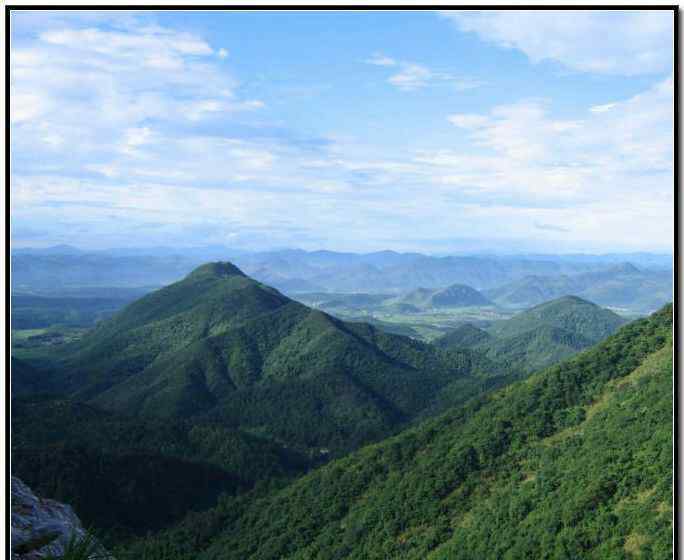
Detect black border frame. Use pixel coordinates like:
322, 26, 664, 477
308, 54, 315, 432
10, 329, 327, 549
4, 5, 679, 559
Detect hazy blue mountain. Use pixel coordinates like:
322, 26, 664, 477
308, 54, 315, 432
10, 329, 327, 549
486, 263, 672, 313
11, 249, 671, 315
398, 284, 492, 309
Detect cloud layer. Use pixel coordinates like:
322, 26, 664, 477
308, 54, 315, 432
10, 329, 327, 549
10, 11, 674, 253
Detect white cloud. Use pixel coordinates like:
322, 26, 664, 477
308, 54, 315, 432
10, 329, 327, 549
8, 13, 673, 253
368, 56, 484, 92
590, 103, 616, 114
447, 114, 489, 129
40, 27, 213, 56
218, 48, 229, 59
10, 92, 49, 124
388, 63, 433, 90
442, 10, 673, 75
364, 52, 396, 66
424, 76, 673, 247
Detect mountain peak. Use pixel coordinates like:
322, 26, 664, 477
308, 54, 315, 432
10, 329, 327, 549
610, 262, 640, 274
187, 261, 246, 280
552, 295, 592, 305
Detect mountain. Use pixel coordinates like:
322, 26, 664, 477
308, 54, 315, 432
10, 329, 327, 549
128, 304, 671, 559
437, 296, 628, 372
487, 295, 627, 341
398, 283, 492, 309
16, 262, 512, 456
14, 249, 650, 298
431, 284, 492, 307
11, 253, 199, 293
486, 263, 672, 313
12, 244, 85, 256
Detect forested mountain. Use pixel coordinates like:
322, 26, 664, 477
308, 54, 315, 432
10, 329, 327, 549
487, 296, 626, 340
436, 296, 627, 372
13, 262, 514, 457
122, 304, 670, 559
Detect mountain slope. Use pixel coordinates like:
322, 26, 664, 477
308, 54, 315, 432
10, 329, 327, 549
11, 396, 308, 539
140, 303, 671, 560
481, 324, 594, 372
434, 323, 492, 349
18, 262, 508, 456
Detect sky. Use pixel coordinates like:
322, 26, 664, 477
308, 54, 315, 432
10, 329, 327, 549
9, 9, 675, 254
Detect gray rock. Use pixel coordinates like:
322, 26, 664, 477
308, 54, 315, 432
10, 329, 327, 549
11, 476, 111, 559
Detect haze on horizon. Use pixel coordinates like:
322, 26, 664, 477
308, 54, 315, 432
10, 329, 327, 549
10, 10, 674, 254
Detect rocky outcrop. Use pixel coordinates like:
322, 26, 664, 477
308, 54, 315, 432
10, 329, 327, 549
11, 476, 110, 559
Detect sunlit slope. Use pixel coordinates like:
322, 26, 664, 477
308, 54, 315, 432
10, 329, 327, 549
196, 304, 671, 560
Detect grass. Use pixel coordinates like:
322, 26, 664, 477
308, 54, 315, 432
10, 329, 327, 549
44, 532, 107, 560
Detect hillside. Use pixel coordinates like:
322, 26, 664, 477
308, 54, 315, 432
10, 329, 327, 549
126, 304, 671, 559
15, 262, 511, 456
437, 296, 628, 372
434, 324, 492, 349
11, 396, 309, 540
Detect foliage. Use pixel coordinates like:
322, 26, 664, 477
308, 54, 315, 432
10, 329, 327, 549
117, 304, 671, 559
44, 532, 107, 560
11, 397, 309, 541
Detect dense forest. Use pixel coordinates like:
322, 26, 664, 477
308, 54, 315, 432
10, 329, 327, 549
115, 303, 672, 559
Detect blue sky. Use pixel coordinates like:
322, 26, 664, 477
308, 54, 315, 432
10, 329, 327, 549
10, 9, 674, 253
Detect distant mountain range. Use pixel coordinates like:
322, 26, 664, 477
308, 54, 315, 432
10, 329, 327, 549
485, 263, 672, 312
11, 247, 672, 314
